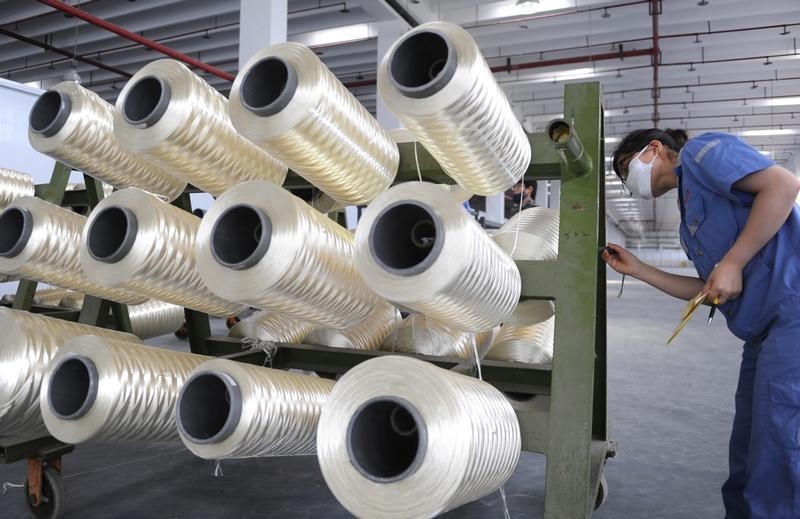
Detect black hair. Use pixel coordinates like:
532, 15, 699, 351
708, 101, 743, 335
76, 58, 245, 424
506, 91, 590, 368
611, 128, 689, 179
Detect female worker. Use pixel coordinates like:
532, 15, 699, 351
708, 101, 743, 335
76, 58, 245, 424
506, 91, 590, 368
602, 128, 800, 518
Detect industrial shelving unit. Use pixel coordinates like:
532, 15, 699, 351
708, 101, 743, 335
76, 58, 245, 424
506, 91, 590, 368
201, 81, 614, 518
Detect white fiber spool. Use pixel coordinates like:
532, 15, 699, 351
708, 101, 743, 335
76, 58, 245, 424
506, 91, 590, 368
229, 310, 317, 344
355, 181, 520, 332
195, 181, 382, 328
378, 21, 530, 195
80, 188, 246, 317
0, 308, 141, 437
0, 168, 34, 210
176, 358, 334, 459
303, 302, 401, 351
505, 299, 555, 327
114, 59, 287, 196
486, 316, 555, 365
229, 42, 398, 206
40, 337, 208, 443
28, 81, 186, 201
317, 355, 521, 518
381, 313, 491, 359
0, 197, 145, 305
127, 300, 185, 339
493, 207, 560, 260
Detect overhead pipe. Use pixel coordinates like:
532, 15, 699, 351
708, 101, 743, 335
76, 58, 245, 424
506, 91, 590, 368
0, 26, 131, 79
36, 0, 234, 82
650, 0, 661, 125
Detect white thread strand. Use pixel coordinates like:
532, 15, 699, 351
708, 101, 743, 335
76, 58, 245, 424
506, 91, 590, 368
0, 308, 141, 437
176, 358, 334, 459
317, 355, 521, 518
0, 196, 146, 304
0, 168, 34, 210
355, 181, 521, 331
28, 81, 186, 201
378, 21, 530, 195
114, 59, 287, 196
195, 181, 382, 328
40, 336, 208, 444
80, 188, 246, 317
229, 43, 398, 206
303, 302, 401, 351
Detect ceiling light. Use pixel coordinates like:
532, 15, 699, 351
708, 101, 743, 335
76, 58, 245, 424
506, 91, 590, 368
605, 137, 620, 143
515, 0, 542, 15
750, 81, 758, 89
601, 8, 610, 18
688, 63, 696, 71
693, 34, 701, 44
697, 0, 709, 5
62, 61, 81, 84
780, 25, 791, 36
739, 129, 798, 137
764, 56, 773, 65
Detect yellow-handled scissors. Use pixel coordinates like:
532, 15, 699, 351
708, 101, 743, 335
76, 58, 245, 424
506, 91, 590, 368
667, 291, 709, 344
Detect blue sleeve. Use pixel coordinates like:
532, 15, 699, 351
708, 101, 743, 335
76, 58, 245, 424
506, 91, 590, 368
682, 134, 775, 204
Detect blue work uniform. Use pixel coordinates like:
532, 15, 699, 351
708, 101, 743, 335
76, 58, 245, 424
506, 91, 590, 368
676, 132, 800, 518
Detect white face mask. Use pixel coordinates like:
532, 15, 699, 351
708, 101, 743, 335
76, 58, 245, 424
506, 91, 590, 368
624, 145, 657, 199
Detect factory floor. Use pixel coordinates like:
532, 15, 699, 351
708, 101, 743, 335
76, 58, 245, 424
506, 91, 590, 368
0, 268, 739, 518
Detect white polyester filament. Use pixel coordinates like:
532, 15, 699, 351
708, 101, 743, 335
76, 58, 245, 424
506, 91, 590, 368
28, 81, 186, 201
0, 308, 141, 437
381, 313, 490, 359
378, 21, 530, 195
229, 42, 398, 206
176, 358, 334, 459
303, 302, 401, 351
127, 300, 185, 339
80, 188, 246, 317
229, 310, 317, 344
195, 181, 382, 328
40, 336, 208, 443
355, 181, 521, 332
493, 207, 560, 260
317, 355, 521, 518
0, 168, 34, 210
486, 316, 555, 365
0, 197, 145, 304
114, 59, 287, 196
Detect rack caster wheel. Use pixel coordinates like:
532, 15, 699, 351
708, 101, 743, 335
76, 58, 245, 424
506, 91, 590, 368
25, 464, 64, 519
594, 474, 608, 511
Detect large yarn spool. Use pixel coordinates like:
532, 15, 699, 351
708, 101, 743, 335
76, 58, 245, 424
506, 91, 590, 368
0, 168, 34, 210
381, 313, 492, 359
303, 302, 401, 351
0, 308, 141, 437
40, 337, 207, 443
505, 299, 555, 327
229, 42, 398, 206
176, 358, 334, 459
80, 188, 246, 317
317, 355, 521, 518
355, 181, 520, 332
195, 181, 381, 328
0, 197, 145, 304
28, 81, 186, 201
378, 21, 530, 195
486, 316, 555, 365
114, 59, 287, 196
127, 300, 185, 339
229, 310, 317, 343
493, 207, 559, 260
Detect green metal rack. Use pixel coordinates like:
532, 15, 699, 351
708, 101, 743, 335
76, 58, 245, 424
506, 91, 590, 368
203, 81, 614, 517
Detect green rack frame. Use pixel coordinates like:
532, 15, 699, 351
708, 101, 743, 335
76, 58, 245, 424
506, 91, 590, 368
202, 81, 613, 517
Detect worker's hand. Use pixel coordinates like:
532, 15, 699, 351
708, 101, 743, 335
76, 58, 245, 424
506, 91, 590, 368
601, 243, 641, 277
703, 259, 743, 305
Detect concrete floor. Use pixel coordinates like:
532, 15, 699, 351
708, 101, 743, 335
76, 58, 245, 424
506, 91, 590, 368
0, 268, 741, 518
